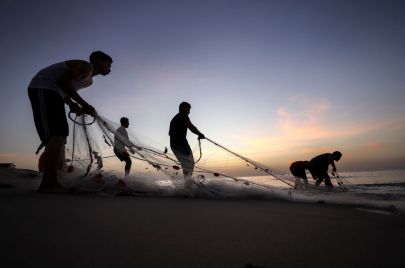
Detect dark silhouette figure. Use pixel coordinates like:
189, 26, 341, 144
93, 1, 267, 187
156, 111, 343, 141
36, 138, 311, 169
169, 102, 205, 179
308, 151, 342, 187
114, 117, 135, 177
28, 51, 112, 192
290, 160, 309, 188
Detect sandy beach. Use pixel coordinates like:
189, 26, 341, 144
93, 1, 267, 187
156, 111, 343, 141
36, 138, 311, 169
1, 169, 405, 268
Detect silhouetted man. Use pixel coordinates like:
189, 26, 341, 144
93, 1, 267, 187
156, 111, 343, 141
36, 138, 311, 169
290, 160, 309, 188
308, 151, 342, 187
169, 102, 205, 179
114, 117, 135, 177
28, 51, 112, 192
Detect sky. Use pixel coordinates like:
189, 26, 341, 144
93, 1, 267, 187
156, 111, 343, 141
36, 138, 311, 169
1, 0, 405, 172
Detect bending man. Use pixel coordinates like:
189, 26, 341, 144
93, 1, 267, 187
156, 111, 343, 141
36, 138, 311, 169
308, 151, 342, 187
28, 51, 112, 192
290, 160, 309, 188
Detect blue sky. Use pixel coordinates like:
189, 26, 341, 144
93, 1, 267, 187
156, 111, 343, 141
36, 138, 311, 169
1, 0, 405, 171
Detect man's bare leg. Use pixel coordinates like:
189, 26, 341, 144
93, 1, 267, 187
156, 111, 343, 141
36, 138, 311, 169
38, 136, 66, 191
58, 141, 66, 170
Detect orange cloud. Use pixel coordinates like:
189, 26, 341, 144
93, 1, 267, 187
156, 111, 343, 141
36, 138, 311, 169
302, 147, 334, 154
230, 97, 404, 166
275, 98, 334, 140
275, 97, 405, 144
367, 142, 383, 150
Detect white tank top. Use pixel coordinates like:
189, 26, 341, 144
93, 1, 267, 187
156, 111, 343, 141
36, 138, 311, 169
28, 61, 93, 96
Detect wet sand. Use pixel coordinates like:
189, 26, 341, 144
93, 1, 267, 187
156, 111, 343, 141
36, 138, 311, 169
1, 170, 405, 268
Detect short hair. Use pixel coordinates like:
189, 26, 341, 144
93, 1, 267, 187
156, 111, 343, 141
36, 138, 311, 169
89, 51, 113, 64
120, 117, 129, 125
332, 151, 342, 158
179, 102, 191, 111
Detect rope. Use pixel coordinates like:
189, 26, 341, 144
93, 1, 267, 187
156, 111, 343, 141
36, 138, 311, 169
194, 138, 202, 164
70, 114, 77, 167
204, 137, 294, 188
68, 111, 96, 125
82, 115, 93, 177
332, 172, 347, 189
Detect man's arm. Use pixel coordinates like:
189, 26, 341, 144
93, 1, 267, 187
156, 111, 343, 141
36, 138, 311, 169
63, 96, 82, 114
187, 121, 205, 139
116, 128, 137, 153
123, 130, 136, 153
329, 156, 337, 173
58, 61, 96, 115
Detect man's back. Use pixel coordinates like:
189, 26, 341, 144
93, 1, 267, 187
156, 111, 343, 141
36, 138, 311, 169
309, 153, 331, 170
114, 126, 129, 153
169, 113, 189, 146
290, 161, 308, 171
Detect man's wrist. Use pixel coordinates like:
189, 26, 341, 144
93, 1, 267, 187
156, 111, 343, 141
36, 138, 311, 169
64, 97, 74, 106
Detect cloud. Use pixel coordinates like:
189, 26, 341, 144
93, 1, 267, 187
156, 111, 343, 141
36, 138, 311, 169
275, 98, 334, 141
275, 97, 405, 144
234, 96, 404, 160
198, 95, 405, 171
287, 95, 299, 102
302, 147, 334, 154
366, 142, 383, 150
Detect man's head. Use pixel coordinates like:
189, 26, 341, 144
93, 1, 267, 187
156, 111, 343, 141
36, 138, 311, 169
120, 117, 129, 128
332, 151, 342, 161
179, 101, 191, 115
90, 51, 113, 76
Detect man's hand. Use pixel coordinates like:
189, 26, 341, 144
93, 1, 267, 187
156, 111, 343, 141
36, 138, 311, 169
135, 146, 142, 151
198, 133, 205, 140
129, 148, 135, 154
82, 104, 97, 116
69, 103, 83, 115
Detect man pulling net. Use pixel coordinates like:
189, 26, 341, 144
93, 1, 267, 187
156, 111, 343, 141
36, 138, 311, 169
114, 117, 136, 177
28, 51, 112, 193
169, 102, 205, 183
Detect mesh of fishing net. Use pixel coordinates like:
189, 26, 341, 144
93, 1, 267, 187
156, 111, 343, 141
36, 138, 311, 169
54, 113, 296, 197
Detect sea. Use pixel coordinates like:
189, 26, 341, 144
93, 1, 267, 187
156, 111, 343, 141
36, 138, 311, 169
242, 169, 405, 215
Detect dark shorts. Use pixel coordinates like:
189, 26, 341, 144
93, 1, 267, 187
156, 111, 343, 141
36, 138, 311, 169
171, 143, 194, 173
114, 149, 131, 162
28, 88, 68, 144
170, 142, 192, 156
309, 168, 328, 179
290, 166, 307, 179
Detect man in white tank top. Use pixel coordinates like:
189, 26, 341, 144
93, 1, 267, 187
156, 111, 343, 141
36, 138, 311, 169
113, 117, 136, 177
28, 51, 113, 192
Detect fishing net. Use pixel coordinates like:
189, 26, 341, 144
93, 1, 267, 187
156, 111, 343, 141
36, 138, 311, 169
55, 113, 317, 197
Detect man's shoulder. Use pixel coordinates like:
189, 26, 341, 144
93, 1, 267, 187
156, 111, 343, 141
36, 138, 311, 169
116, 126, 126, 132
65, 60, 90, 66
172, 113, 188, 120
65, 60, 92, 74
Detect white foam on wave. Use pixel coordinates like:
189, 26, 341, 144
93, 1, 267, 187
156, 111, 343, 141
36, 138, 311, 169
58, 168, 405, 215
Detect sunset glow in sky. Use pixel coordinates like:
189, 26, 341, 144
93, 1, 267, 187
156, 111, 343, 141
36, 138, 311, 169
1, 0, 405, 172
